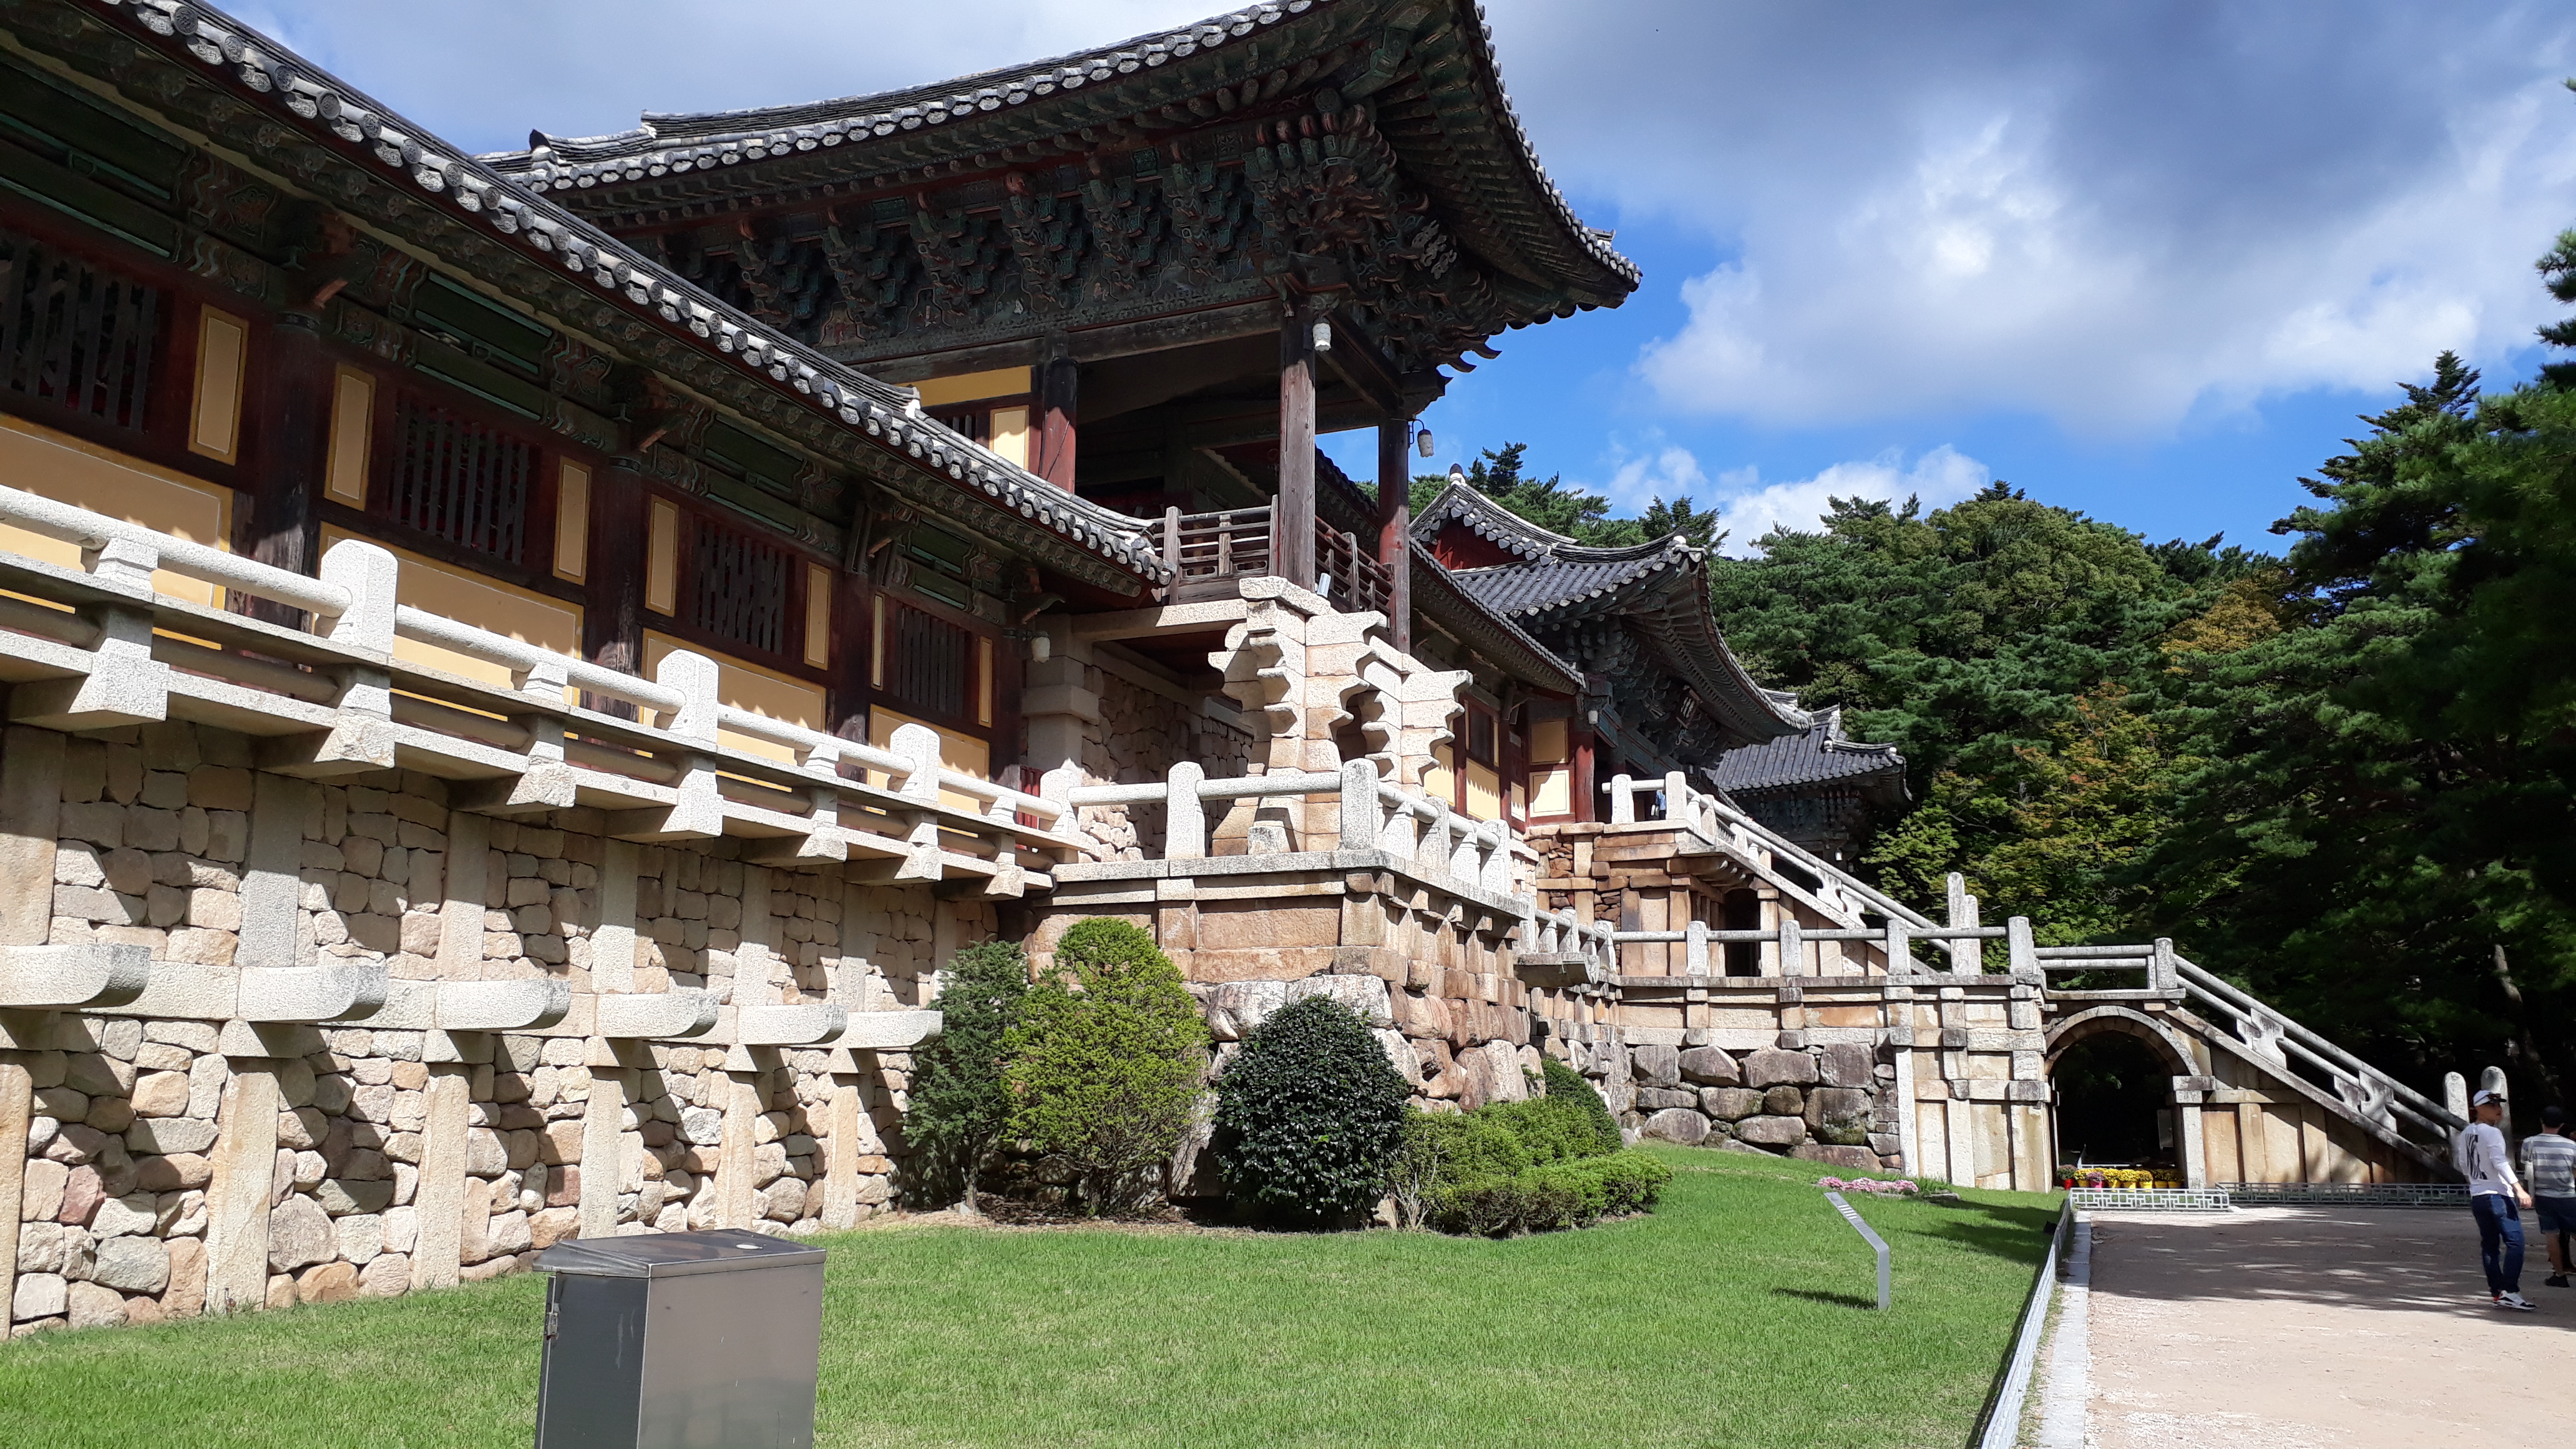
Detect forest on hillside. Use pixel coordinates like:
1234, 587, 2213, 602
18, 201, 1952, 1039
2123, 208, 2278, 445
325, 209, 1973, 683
1411, 258, 2576, 1110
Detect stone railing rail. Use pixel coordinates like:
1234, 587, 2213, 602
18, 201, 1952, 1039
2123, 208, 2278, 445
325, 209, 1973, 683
1596, 764, 2467, 1149
1606, 919, 2014, 979
0, 484, 1074, 900
1045, 759, 1520, 903
2170, 954, 2463, 1140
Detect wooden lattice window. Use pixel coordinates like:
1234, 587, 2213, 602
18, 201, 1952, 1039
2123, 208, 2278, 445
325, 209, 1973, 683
387, 392, 532, 563
0, 230, 160, 431
689, 515, 791, 656
886, 600, 970, 720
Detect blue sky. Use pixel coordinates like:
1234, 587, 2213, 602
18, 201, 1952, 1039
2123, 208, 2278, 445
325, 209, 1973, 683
237, 0, 2576, 558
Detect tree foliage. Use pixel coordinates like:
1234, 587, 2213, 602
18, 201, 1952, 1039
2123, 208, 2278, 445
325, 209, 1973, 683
899, 940, 1029, 1208
1213, 997, 1412, 1224
1004, 919, 1210, 1214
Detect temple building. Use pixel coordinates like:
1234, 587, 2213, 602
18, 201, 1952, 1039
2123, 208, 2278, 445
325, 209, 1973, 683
0, 0, 2445, 1332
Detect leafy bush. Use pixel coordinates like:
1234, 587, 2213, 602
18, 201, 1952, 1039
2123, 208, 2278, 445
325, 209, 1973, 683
1392, 1058, 1672, 1236
899, 939, 1028, 1208
1423, 1151, 1673, 1236
1004, 918, 1209, 1214
1214, 995, 1412, 1224
1541, 1056, 1622, 1153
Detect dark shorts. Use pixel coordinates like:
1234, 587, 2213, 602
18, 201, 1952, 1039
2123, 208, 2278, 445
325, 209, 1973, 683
2535, 1196, 2576, 1234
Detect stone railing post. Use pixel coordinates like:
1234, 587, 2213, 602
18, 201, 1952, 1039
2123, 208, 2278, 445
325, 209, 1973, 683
1944, 871, 1981, 975
2150, 937, 2178, 995
889, 722, 947, 881
1883, 918, 1915, 975
1166, 761, 1208, 859
2006, 916, 2037, 974
1376, 787, 1416, 857
1686, 919, 1710, 977
19, 535, 170, 729
1479, 823, 1513, 896
1337, 759, 1378, 854
635, 650, 723, 839
1778, 916, 1805, 977
1608, 773, 1635, 825
1663, 771, 1689, 824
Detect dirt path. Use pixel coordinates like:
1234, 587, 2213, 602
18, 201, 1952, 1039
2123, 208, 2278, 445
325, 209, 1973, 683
2075, 1206, 2572, 1447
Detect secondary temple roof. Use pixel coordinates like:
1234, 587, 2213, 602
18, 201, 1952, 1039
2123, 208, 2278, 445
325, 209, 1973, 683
47, 0, 1172, 593
1709, 709, 1906, 799
1413, 481, 1810, 754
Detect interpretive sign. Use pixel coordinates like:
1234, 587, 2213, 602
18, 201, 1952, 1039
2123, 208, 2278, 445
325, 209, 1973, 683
1823, 1190, 1891, 1310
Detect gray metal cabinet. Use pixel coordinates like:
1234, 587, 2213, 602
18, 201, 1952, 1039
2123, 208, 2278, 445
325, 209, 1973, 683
533, 1230, 827, 1449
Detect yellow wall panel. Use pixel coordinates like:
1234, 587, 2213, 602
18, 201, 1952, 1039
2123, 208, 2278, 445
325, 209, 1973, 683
987, 404, 1030, 469
1530, 717, 1568, 765
645, 631, 824, 765
802, 562, 831, 668
188, 305, 247, 464
1465, 761, 1501, 821
913, 366, 1032, 408
324, 365, 374, 506
869, 705, 989, 812
1423, 743, 1453, 806
1529, 764, 1570, 817
645, 497, 678, 615
554, 461, 590, 582
0, 414, 230, 607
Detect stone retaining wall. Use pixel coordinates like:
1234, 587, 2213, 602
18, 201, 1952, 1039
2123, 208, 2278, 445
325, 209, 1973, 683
2, 720, 987, 1335
1554, 1026, 1903, 1172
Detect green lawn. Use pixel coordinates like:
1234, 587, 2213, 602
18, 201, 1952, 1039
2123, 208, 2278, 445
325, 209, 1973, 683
0, 1148, 2059, 1449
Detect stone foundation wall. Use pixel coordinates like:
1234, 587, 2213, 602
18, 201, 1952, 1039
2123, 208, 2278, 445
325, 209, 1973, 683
1550, 1024, 1903, 1173
1, 720, 988, 1336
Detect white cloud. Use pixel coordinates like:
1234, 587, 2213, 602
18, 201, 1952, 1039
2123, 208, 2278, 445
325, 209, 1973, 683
1591, 439, 1712, 512
1477, 0, 2576, 436
1706, 447, 1990, 557
230, 1, 1217, 154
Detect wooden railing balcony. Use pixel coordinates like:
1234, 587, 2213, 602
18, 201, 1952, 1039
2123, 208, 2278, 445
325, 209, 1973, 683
1159, 505, 1392, 616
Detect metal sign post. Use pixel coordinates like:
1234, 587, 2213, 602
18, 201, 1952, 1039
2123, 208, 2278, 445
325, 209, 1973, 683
1824, 1191, 1891, 1310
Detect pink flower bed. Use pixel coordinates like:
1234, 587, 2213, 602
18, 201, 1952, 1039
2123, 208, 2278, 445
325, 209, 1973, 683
1817, 1176, 1920, 1196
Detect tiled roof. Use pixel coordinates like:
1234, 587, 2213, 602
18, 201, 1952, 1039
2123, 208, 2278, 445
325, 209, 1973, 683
1413, 479, 1810, 742
1445, 540, 1696, 617
77, 0, 1169, 585
483, 0, 1637, 301
1709, 710, 1906, 797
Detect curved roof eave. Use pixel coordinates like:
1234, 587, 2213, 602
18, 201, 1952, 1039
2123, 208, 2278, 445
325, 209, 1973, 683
484, 0, 1637, 305
77, 0, 1171, 590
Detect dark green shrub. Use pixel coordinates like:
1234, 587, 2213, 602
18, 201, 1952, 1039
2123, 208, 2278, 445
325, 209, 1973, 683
1540, 1056, 1623, 1154
1214, 995, 1410, 1224
899, 939, 1029, 1208
1004, 918, 1209, 1214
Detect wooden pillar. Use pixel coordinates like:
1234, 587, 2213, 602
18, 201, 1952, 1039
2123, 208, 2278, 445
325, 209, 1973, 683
237, 313, 330, 625
584, 463, 648, 698
1375, 420, 1412, 651
1035, 353, 1077, 490
1276, 308, 1317, 590
1569, 716, 1599, 825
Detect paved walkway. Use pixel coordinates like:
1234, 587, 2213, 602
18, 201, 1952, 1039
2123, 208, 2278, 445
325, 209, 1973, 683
2046, 1207, 2572, 1448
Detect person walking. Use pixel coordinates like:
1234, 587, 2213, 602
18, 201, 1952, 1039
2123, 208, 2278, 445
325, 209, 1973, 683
2459, 1088, 2534, 1310
2519, 1105, 2576, 1289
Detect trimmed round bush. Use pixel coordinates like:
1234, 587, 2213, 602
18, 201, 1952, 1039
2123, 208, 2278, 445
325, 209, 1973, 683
1005, 918, 1209, 1214
1216, 995, 1411, 1224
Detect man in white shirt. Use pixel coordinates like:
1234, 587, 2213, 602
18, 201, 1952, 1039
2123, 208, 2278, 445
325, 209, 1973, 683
2457, 1089, 2533, 1310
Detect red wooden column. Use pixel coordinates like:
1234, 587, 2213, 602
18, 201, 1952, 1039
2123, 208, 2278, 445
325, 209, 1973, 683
243, 315, 325, 567
1570, 713, 1600, 825
1275, 306, 1317, 590
1035, 353, 1077, 490
1375, 419, 1412, 650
